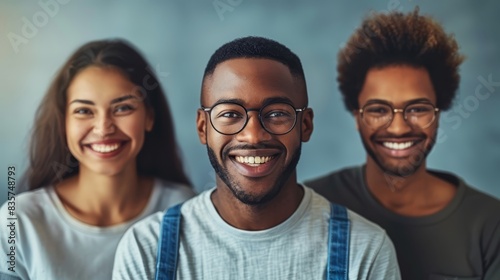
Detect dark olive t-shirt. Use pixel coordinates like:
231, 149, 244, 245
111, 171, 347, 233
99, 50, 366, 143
305, 166, 500, 280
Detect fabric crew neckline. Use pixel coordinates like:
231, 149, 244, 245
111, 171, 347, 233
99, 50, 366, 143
204, 185, 312, 241
358, 165, 466, 226
46, 180, 161, 235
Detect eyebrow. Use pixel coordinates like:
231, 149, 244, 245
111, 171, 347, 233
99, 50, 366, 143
364, 98, 434, 106
208, 97, 295, 107
68, 95, 138, 106
262, 97, 295, 106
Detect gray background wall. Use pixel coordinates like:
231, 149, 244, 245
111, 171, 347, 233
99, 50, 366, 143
1, 0, 499, 204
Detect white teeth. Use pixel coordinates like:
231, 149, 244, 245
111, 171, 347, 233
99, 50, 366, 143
383, 141, 414, 150
90, 143, 121, 153
235, 156, 272, 166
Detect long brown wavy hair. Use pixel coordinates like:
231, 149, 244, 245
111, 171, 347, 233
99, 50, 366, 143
24, 39, 191, 190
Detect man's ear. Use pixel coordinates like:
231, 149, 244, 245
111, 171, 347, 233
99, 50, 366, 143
353, 110, 360, 131
300, 108, 314, 142
435, 111, 441, 128
196, 109, 207, 144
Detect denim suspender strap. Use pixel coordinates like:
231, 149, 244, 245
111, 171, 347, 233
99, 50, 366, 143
327, 203, 350, 280
155, 203, 183, 280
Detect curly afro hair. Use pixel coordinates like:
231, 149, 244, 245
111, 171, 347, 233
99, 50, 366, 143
337, 7, 464, 112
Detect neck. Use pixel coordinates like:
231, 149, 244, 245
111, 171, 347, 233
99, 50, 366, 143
80, 164, 142, 203
364, 157, 456, 216
365, 158, 429, 193
211, 174, 304, 231
55, 163, 154, 226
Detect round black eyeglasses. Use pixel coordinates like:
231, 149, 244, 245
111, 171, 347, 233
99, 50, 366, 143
201, 102, 307, 135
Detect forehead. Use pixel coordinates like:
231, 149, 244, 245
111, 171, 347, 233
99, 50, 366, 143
202, 58, 306, 107
358, 65, 436, 106
67, 66, 139, 101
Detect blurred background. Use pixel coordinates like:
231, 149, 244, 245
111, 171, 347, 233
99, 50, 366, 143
1, 0, 499, 204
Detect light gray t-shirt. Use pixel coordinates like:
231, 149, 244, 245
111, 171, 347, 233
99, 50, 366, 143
113, 186, 401, 280
0, 180, 195, 280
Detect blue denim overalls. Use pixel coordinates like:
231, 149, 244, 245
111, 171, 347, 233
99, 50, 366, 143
155, 203, 350, 280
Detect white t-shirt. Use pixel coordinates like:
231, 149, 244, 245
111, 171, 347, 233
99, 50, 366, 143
0, 179, 195, 280
113, 186, 401, 280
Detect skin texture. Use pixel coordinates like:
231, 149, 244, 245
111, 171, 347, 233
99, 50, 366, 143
56, 66, 155, 226
355, 65, 456, 216
197, 58, 314, 230
65, 66, 153, 177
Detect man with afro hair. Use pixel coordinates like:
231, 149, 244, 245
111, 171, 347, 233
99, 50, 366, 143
306, 8, 500, 280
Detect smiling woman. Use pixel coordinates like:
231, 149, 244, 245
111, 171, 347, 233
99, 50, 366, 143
0, 39, 196, 280
65, 66, 154, 178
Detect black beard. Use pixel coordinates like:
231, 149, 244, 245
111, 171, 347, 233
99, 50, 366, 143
206, 144, 301, 205
361, 130, 437, 178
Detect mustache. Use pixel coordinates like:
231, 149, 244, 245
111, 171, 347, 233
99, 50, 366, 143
222, 143, 284, 158
371, 132, 427, 139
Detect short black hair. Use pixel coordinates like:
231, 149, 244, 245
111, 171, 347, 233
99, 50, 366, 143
203, 36, 306, 91
338, 8, 464, 112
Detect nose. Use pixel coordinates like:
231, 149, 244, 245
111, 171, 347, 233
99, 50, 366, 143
385, 110, 412, 135
235, 112, 272, 144
93, 113, 115, 137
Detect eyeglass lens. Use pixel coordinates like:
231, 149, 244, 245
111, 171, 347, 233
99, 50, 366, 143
362, 103, 436, 129
209, 102, 298, 135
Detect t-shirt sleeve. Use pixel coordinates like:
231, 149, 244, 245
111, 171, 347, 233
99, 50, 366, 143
367, 234, 401, 280
112, 212, 162, 280
347, 210, 401, 279
484, 221, 500, 280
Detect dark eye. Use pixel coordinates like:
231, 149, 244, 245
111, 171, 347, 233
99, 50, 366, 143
262, 103, 295, 121
218, 111, 243, 119
365, 106, 389, 115
114, 104, 135, 114
74, 108, 92, 115
265, 110, 293, 119
406, 105, 432, 114
214, 110, 244, 127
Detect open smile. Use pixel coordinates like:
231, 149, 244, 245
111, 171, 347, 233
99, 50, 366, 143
382, 141, 415, 150
228, 150, 281, 178
83, 140, 128, 158
234, 155, 275, 166
376, 139, 424, 157
90, 143, 122, 153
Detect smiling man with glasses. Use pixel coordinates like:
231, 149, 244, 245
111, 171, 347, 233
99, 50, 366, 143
305, 8, 500, 280
112, 36, 401, 280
